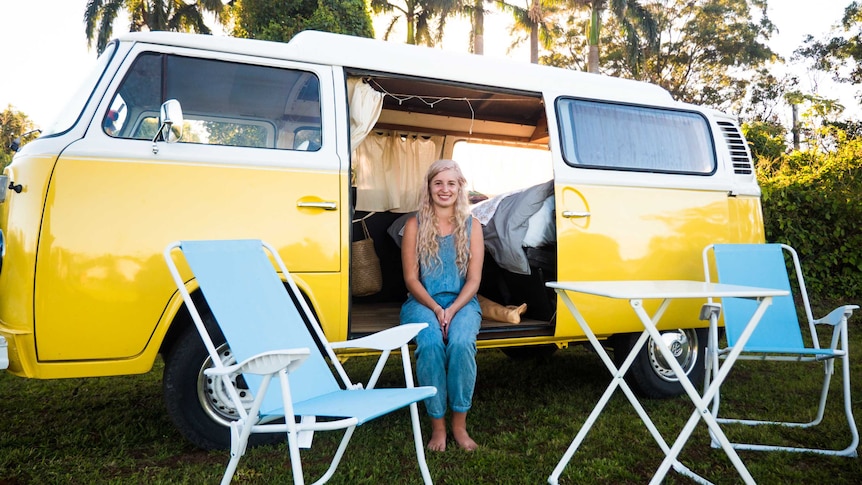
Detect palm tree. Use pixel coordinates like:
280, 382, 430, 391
571, 0, 658, 74
468, 0, 486, 54
429, 0, 488, 54
85, 0, 232, 55
496, 0, 561, 64
371, 0, 459, 46
458, 0, 489, 55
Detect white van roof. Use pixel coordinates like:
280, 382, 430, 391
117, 31, 676, 106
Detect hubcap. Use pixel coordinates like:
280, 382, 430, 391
647, 329, 700, 382
197, 343, 254, 426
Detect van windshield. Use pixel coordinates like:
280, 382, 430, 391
41, 43, 117, 137
557, 98, 716, 175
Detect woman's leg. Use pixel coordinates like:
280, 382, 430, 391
413, 320, 447, 419
445, 305, 481, 450
428, 417, 447, 452
405, 303, 449, 451
403, 300, 448, 414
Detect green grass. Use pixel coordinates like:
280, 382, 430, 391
2, 324, 861, 484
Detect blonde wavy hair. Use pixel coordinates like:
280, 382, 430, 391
416, 159, 472, 275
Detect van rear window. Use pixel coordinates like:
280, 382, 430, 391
557, 99, 715, 175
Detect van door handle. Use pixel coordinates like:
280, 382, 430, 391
562, 210, 590, 218
297, 201, 337, 210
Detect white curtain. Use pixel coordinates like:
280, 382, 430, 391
354, 131, 444, 212
347, 77, 383, 150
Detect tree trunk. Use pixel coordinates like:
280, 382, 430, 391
529, 0, 540, 64
473, 0, 484, 55
530, 25, 538, 64
587, 6, 602, 73
407, 5, 416, 44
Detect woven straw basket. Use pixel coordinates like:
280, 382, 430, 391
351, 219, 383, 296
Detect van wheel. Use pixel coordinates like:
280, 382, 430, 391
501, 344, 558, 360
162, 323, 281, 450
613, 328, 707, 399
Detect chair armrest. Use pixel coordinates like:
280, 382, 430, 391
814, 305, 859, 326
330, 323, 428, 351
204, 348, 311, 376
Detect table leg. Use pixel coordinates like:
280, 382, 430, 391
630, 297, 774, 485
549, 292, 682, 485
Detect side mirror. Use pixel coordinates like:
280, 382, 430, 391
152, 99, 183, 153
8, 129, 41, 153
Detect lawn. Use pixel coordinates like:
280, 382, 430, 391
1, 324, 861, 484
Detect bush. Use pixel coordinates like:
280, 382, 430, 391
757, 131, 862, 301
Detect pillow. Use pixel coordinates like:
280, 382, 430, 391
387, 212, 416, 248
522, 195, 555, 248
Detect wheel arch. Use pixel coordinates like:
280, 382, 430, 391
157, 278, 325, 361
156, 277, 323, 450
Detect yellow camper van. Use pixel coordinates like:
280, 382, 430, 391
0, 31, 763, 450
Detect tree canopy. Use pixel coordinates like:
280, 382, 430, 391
1, 106, 37, 171
371, 0, 460, 45
544, 0, 776, 111
234, 0, 374, 42
795, 1, 862, 100
85, 0, 232, 55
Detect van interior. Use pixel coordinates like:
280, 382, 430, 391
346, 72, 557, 342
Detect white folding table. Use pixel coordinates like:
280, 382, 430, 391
546, 280, 789, 485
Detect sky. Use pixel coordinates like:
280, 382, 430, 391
0, 0, 857, 129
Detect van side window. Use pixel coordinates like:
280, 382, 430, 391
103, 53, 322, 150
557, 99, 715, 175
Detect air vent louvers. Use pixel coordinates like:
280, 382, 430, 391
717, 121, 754, 175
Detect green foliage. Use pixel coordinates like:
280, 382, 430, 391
645, 0, 776, 110
236, 0, 374, 42
0, 106, 36, 172
203, 121, 268, 147
543, 0, 776, 112
497, 0, 563, 63
85, 1, 232, 55
757, 129, 862, 301
794, 1, 862, 87
370, 0, 459, 46
742, 120, 787, 161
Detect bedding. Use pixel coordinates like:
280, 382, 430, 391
481, 180, 554, 274
522, 195, 555, 248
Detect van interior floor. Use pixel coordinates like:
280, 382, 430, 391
349, 302, 554, 340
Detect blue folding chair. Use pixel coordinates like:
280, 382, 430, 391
164, 239, 436, 485
702, 243, 858, 456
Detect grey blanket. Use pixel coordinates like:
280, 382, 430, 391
480, 180, 554, 275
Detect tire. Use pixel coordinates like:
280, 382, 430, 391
162, 322, 281, 450
501, 344, 558, 361
614, 327, 707, 399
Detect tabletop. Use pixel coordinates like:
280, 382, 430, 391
547, 280, 789, 300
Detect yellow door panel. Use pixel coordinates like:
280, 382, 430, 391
555, 184, 730, 338
35, 157, 340, 361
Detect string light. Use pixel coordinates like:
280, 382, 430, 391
365, 78, 535, 135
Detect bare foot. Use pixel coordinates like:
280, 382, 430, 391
450, 412, 477, 451
452, 427, 478, 451
427, 418, 447, 452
